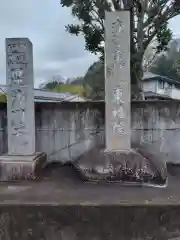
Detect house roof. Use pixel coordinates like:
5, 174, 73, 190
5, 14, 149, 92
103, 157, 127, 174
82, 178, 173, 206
143, 72, 180, 87
144, 91, 172, 99
0, 85, 86, 102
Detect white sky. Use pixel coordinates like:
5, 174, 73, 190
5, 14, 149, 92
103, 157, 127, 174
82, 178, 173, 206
0, 0, 179, 87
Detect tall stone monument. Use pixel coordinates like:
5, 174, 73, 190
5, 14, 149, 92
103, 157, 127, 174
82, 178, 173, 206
74, 11, 167, 187
0, 38, 46, 181
105, 11, 131, 151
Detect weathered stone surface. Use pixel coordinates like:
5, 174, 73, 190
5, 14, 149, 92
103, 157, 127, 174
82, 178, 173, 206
0, 152, 47, 181
73, 148, 167, 186
6, 38, 35, 155
105, 11, 131, 151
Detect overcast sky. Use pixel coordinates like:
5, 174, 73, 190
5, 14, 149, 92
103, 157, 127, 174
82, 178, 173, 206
0, 0, 180, 87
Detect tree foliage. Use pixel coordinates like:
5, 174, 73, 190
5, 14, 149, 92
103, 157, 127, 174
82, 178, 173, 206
43, 81, 86, 97
150, 54, 178, 78
168, 39, 180, 74
60, 0, 180, 97
143, 40, 159, 72
43, 81, 59, 90
83, 38, 180, 99
0, 93, 7, 103
150, 39, 180, 81
68, 76, 84, 84
83, 60, 104, 99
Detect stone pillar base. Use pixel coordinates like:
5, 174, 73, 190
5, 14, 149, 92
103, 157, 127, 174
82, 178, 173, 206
74, 148, 168, 187
0, 152, 47, 181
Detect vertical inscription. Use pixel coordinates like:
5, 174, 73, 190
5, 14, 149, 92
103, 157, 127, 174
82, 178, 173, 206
112, 86, 126, 134
11, 89, 26, 136
7, 44, 27, 146
105, 11, 130, 150
106, 18, 126, 79
6, 38, 35, 155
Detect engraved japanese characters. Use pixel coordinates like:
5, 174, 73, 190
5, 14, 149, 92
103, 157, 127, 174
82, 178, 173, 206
6, 38, 35, 155
112, 86, 126, 134
105, 11, 131, 150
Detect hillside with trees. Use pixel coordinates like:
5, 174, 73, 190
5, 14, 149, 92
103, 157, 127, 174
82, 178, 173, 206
41, 75, 92, 97
0, 93, 7, 103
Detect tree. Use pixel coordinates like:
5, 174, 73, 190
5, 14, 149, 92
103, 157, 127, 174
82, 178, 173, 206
150, 43, 180, 81
168, 39, 180, 74
60, 0, 180, 98
43, 81, 59, 90
70, 76, 93, 97
0, 93, 6, 103
43, 81, 87, 97
143, 40, 159, 72
83, 60, 104, 99
70, 76, 84, 84
78, 38, 180, 100
150, 54, 176, 77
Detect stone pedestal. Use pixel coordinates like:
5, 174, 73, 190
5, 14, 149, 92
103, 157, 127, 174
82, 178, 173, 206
0, 152, 47, 181
73, 148, 167, 187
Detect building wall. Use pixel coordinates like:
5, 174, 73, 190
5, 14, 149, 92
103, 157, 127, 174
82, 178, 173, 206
142, 80, 157, 92
0, 102, 105, 163
0, 101, 180, 164
143, 79, 180, 99
171, 84, 180, 99
131, 101, 180, 164
156, 81, 173, 98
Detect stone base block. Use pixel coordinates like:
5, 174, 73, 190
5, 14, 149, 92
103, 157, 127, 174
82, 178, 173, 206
73, 148, 168, 187
0, 152, 47, 181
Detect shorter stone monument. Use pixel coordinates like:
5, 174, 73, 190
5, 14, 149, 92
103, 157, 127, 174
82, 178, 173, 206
0, 38, 46, 181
